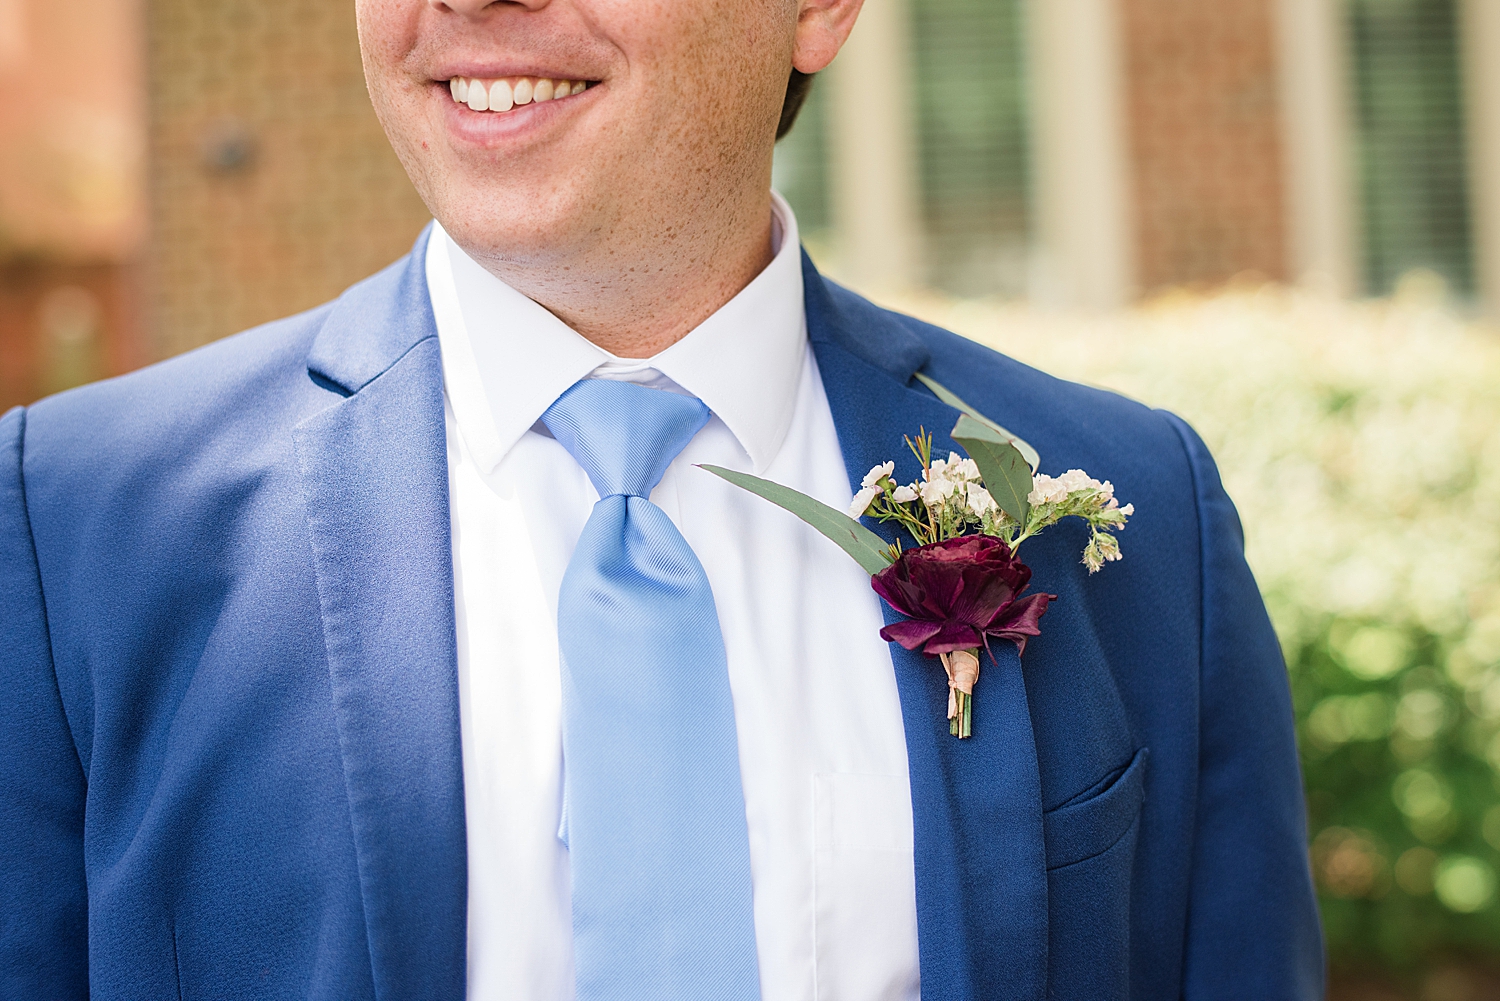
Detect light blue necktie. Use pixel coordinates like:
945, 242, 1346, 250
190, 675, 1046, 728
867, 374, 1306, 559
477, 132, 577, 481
542, 378, 761, 1001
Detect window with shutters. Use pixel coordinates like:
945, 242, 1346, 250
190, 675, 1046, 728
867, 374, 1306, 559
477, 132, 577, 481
1348, 0, 1475, 297
772, 0, 1031, 297
910, 0, 1031, 297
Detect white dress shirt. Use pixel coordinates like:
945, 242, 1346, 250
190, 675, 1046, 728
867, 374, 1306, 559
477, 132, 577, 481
427, 193, 921, 1001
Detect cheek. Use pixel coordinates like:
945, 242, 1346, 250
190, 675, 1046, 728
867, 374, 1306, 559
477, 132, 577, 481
590, 0, 772, 80
356, 0, 423, 84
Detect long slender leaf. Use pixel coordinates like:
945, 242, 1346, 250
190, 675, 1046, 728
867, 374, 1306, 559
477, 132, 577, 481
699, 465, 893, 576
914, 372, 1040, 472
951, 414, 1032, 527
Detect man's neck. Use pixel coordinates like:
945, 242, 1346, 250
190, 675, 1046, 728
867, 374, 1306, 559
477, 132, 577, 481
463, 193, 778, 360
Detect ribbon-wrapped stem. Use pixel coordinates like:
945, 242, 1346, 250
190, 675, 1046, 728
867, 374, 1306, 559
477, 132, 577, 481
939, 648, 980, 738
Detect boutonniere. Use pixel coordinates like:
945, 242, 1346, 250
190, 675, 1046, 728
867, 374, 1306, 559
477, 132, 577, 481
703, 375, 1133, 738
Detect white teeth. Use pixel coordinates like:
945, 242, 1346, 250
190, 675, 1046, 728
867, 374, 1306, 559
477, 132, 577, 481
466, 79, 488, 111
457, 77, 588, 113
489, 79, 514, 113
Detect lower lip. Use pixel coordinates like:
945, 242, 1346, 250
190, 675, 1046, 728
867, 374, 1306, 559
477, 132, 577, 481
436, 81, 600, 144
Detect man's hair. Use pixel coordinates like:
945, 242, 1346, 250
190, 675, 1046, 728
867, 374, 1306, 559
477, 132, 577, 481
776, 70, 816, 141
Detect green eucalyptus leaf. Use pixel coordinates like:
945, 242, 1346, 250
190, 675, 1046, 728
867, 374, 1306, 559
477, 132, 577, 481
914, 371, 1040, 472
698, 464, 893, 576
951, 414, 1033, 527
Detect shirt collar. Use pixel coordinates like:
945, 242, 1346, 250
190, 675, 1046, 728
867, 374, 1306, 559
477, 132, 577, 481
428, 192, 807, 475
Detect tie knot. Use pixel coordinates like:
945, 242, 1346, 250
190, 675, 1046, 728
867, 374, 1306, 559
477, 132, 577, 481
542, 379, 711, 499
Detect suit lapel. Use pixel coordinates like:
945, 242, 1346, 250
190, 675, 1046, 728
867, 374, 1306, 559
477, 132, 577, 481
294, 226, 468, 1000
805, 253, 1049, 1001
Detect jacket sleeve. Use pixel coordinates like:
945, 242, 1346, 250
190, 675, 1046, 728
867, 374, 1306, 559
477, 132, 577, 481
0, 406, 89, 997
1163, 413, 1325, 999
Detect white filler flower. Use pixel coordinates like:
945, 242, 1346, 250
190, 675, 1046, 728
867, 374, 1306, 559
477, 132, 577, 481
862, 461, 895, 488
847, 485, 881, 519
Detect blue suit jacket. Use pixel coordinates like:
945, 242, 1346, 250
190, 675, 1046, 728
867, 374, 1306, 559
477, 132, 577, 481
1, 228, 1323, 999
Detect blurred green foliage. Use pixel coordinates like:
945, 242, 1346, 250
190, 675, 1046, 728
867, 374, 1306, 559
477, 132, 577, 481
1295, 616, 1500, 964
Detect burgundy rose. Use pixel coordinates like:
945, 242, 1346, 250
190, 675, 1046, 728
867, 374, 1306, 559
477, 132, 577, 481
871, 536, 1054, 657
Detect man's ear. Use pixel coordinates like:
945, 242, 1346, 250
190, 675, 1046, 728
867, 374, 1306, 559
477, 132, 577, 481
793, 0, 866, 74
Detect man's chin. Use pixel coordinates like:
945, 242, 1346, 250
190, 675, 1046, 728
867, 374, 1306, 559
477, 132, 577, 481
436, 203, 602, 273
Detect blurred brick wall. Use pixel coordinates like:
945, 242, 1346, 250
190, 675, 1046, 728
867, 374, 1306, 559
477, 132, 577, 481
0, 262, 145, 409
147, 0, 433, 357
0, 0, 147, 410
1119, 0, 1289, 292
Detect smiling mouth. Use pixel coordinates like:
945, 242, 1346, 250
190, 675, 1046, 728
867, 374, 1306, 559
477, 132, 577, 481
447, 76, 596, 114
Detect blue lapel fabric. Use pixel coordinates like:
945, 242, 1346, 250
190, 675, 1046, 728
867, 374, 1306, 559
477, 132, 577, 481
804, 251, 1049, 1001
294, 226, 468, 1000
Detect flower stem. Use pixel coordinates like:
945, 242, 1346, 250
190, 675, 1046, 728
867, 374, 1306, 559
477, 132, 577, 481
940, 648, 980, 739
949, 691, 971, 738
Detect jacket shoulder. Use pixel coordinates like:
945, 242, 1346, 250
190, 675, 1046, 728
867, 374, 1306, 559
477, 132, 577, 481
27, 302, 334, 441
821, 279, 1188, 469
16, 299, 347, 528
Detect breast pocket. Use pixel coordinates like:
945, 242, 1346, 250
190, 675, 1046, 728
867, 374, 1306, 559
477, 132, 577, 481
1042, 746, 1149, 1000
813, 773, 921, 1001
